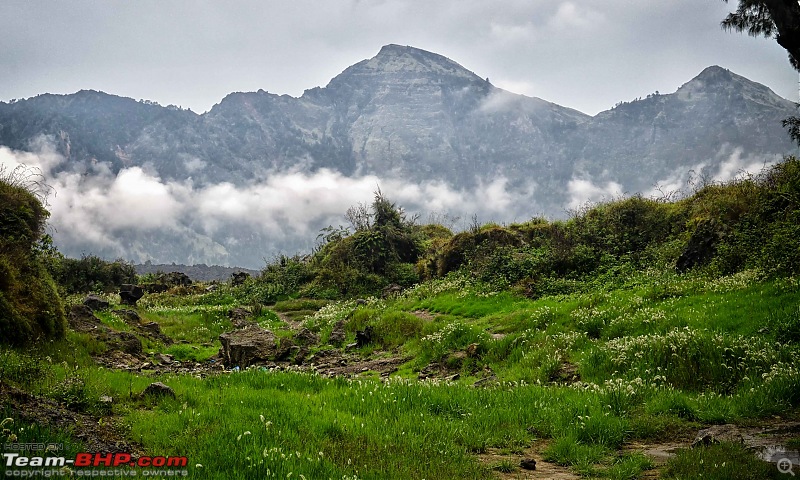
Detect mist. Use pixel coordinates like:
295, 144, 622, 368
1, 139, 780, 268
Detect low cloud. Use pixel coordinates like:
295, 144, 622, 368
566, 177, 624, 211
0, 141, 542, 267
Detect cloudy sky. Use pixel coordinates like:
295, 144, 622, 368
1, 0, 797, 116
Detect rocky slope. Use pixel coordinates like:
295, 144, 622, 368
0, 45, 796, 266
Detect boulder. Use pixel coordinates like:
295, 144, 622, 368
119, 284, 144, 306
83, 294, 109, 312
155, 353, 174, 365
355, 326, 374, 347
294, 328, 319, 346
382, 283, 403, 298
328, 320, 346, 347
218, 326, 294, 367
68, 305, 102, 332
230, 271, 250, 286
141, 382, 176, 399
228, 308, 254, 329
113, 309, 141, 324
106, 331, 143, 356
692, 424, 744, 447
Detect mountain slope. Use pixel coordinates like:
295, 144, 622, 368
0, 46, 797, 266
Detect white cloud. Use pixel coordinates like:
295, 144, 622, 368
567, 177, 623, 210
1, 141, 547, 266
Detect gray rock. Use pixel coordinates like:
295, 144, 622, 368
692, 424, 744, 447
328, 320, 346, 347
294, 328, 319, 346
142, 382, 176, 399
219, 326, 295, 367
119, 284, 144, 306
83, 294, 109, 312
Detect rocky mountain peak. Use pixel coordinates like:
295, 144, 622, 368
675, 65, 792, 107
342, 44, 483, 82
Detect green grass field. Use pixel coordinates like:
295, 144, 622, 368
2, 267, 798, 479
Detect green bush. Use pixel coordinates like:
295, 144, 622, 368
0, 175, 66, 345
52, 254, 137, 294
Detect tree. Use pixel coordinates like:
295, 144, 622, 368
722, 1, 800, 69
722, 1, 800, 142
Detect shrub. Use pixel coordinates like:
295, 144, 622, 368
52, 255, 137, 294
0, 174, 66, 345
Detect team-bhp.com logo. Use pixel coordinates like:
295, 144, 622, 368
3, 452, 189, 477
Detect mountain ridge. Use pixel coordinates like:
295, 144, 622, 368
0, 45, 796, 267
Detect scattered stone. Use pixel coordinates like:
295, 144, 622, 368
83, 294, 109, 312
230, 271, 250, 286
466, 342, 481, 358
139, 322, 173, 345
68, 305, 102, 332
520, 458, 537, 470
119, 284, 144, 306
294, 328, 319, 346
446, 373, 460, 381
329, 320, 346, 346
99, 395, 113, 404
155, 353, 174, 365
382, 283, 403, 298
218, 326, 295, 367
355, 298, 368, 306
692, 424, 744, 447
106, 331, 143, 356
205, 284, 218, 293
345, 342, 359, 352
228, 308, 254, 328
355, 326, 374, 347
113, 309, 141, 324
141, 382, 176, 399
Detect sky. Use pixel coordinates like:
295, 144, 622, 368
1, 0, 798, 116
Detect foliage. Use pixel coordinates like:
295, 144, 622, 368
51, 254, 137, 294
0, 170, 65, 345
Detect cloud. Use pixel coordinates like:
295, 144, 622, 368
567, 177, 624, 210
1, 141, 546, 267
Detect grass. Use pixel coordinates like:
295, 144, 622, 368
663, 442, 783, 479
2, 268, 799, 478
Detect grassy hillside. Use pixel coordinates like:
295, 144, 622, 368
1, 158, 799, 479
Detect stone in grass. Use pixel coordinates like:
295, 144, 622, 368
692, 424, 744, 447
83, 294, 110, 312
141, 382, 176, 399
519, 458, 537, 470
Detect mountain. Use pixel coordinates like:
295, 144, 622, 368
0, 45, 796, 267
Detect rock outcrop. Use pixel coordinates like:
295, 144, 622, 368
219, 326, 295, 367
